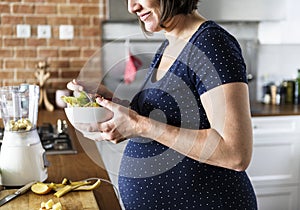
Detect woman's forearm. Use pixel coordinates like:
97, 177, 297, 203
136, 115, 250, 171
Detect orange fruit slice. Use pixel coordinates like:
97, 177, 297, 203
31, 182, 52, 195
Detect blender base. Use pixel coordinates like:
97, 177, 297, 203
0, 129, 48, 186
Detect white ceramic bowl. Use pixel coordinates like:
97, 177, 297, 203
64, 107, 113, 128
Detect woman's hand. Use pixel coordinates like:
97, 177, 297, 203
76, 97, 142, 144
67, 79, 84, 92
66, 79, 114, 99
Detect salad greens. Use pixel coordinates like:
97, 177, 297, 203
61, 92, 100, 107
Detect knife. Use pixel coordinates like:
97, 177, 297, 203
0, 181, 36, 207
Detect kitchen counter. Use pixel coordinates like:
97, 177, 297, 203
251, 101, 300, 116
3, 103, 298, 209
38, 109, 121, 210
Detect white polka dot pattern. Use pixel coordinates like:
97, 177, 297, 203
119, 21, 257, 209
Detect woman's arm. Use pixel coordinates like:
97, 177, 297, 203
139, 82, 252, 171
94, 82, 253, 171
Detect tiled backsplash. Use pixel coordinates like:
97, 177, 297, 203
0, 0, 106, 92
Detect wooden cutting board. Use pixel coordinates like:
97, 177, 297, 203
0, 189, 99, 210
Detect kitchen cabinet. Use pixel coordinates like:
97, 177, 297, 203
105, 0, 135, 21
96, 140, 127, 209
247, 116, 300, 210
198, 0, 286, 22
258, 0, 300, 44
106, 0, 286, 22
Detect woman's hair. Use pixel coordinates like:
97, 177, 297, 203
160, 0, 199, 27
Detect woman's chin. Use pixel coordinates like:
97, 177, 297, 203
144, 23, 162, 33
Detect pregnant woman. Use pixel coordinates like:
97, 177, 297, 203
68, 0, 257, 209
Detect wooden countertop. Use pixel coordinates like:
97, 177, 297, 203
0, 189, 99, 209
251, 101, 300, 117
38, 109, 121, 210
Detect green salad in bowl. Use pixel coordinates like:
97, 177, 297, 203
61, 92, 99, 107
62, 92, 113, 134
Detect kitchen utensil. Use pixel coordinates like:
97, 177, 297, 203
0, 84, 48, 186
0, 181, 36, 207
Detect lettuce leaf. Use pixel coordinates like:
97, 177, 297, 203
61, 92, 100, 107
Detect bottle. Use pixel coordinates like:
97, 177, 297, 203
262, 84, 271, 104
294, 69, 300, 104
284, 80, 295, 104
270, 85, 277, 105
278, 83, 286, 105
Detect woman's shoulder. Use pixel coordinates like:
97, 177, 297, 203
190, 20, 242, 57
196, 20, 229, 36
193, 20, 239, 46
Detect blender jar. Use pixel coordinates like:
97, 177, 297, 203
0, 84, 39, 131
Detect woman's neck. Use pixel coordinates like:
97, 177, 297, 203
164, 11, 206, 45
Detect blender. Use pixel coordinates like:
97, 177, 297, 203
0, 84, 48, 186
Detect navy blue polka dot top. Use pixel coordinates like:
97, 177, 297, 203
118, 21, 257, 210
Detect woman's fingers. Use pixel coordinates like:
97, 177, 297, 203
73, 96, 131, 144
96, 97, 115, 111
76, 121, 124, 143
67, 79, 83, 91
75, 122, 98, 132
